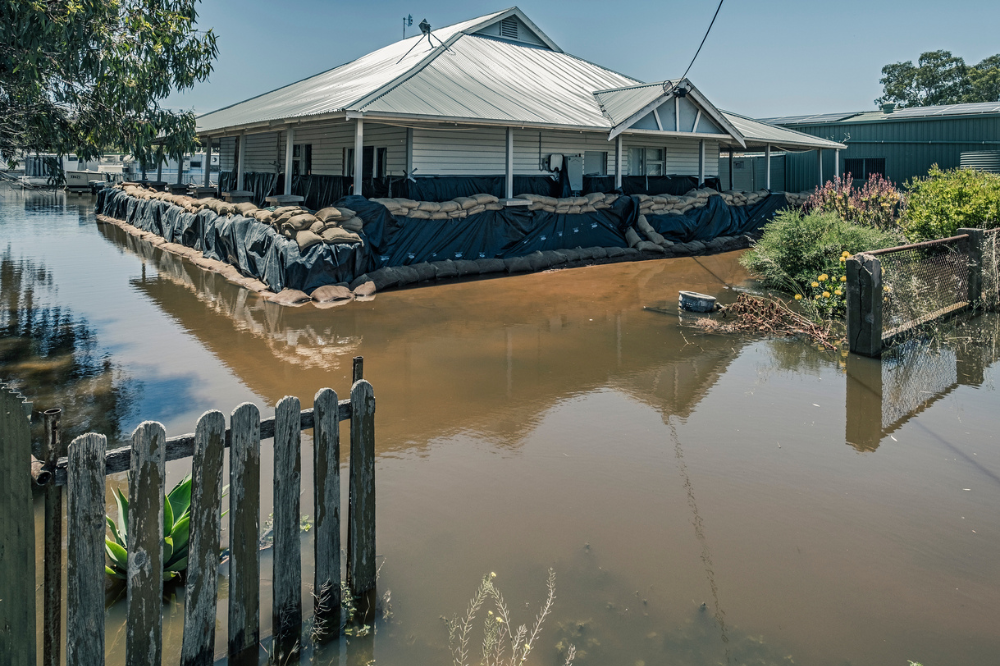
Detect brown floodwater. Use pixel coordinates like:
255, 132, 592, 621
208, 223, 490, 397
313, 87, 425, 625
4, 188, 1000, 665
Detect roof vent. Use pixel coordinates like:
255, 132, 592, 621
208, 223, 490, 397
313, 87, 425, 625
500, 16, 518, 39
881, 102, 896, 114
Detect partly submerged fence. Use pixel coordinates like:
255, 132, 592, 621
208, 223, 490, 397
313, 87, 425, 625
0, 359, 375, 666
846, 227, 996, 357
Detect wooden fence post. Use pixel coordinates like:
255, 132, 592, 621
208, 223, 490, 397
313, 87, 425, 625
127, 421, 167, 666
958, 227, 985, 305
847, 254, 883, 357
181, 410, 226, 666
353, 356, 364, 383
41, 409, 63, 666
313, 388, 341, 640
0, 385, 36, 666
66, 433, 107, 666
348, 379, 376, 621
229, 403, 261, 666
273, 396, 303, 659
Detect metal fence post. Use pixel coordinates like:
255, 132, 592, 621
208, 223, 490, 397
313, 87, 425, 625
847, 253, 883, 357
957, 228, 985, 305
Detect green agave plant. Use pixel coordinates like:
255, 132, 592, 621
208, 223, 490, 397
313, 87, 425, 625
105, 476, 226, 582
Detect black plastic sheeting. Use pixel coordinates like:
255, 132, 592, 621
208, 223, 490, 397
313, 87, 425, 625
645, 193, 789, 243
96, 186, 785, 294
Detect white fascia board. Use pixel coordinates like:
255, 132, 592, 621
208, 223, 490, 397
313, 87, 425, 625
616, 129, 731, 141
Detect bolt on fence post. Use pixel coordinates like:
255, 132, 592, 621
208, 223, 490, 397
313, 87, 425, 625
847, 254, 883, 357
957, 228, 985, 306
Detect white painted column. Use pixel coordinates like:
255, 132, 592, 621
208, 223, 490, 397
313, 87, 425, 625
283, 127, 295, 196
203, 141, 212, 187
765, 143, 771, 190
817, 149, 823, 186
728, 147, 734, 190
353, 117, 364, 196
505, 127, 514, 199
835, 149, 840, 178
614, 135, 623, 189
405, 127, 413, 176
699, 140, 706, 186
237, 132, 247, 190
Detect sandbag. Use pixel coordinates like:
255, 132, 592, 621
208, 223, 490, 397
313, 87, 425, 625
340, 217, 364, 233
454, 259, 480, 276
295, 229, 323, 251
311, 284, 354, 303
433, 259, 458, 279
287, 213, 318, 231
270, 288, 312, 306
476, 257, 506, 273
320, 227, 362, 244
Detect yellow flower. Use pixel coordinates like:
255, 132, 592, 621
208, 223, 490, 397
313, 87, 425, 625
814, 295, 820, 300
840, 276, 847, 282
818, 274, 828, 282
834, 289, 842, 296
883, 285, 892, 293
811, 281, 819, 288
839, 256, 846, 263
841, 251, 851, 258
794, 294, 803, 300
497, 617, 504, 624
822, 291, 831, 298
490, 572, 497, 579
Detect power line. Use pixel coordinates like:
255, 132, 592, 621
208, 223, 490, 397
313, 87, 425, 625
673, 0, 726, 88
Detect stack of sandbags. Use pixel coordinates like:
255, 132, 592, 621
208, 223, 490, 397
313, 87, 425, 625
784, 191, 811, 207
513, 192, 619, 214
635, 214, 672, 248
372, 193, 502, 219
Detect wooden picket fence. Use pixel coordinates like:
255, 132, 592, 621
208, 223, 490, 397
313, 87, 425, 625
0, 359, 376, 666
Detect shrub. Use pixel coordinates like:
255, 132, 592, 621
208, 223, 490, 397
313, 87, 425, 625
805, 173, 906, 230
741, 209, 902, 297
903, 165, 1000, 241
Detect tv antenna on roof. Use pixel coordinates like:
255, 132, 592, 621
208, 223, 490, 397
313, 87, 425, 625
395, 17, 453, 64
402, 14, 412, 38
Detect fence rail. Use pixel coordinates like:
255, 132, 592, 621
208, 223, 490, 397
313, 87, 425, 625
1, 358, 375, 666
847, 228, 989, 357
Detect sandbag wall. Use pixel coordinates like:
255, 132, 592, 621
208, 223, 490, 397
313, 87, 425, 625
96, 183, 791, 299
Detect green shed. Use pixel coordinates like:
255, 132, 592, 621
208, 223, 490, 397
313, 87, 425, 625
759, 102, 1000, 192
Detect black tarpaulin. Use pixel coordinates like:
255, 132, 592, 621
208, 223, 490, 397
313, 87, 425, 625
646, 193, 788, 243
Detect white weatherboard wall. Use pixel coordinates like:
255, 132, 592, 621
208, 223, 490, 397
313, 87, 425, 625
218, 137, 236, 171
219, 123, 716, 179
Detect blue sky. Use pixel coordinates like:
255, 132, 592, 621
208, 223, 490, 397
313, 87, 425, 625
167, 0, 1000, 119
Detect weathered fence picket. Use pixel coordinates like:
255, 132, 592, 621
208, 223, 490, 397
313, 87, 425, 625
41, 409, 63, 666
348, 379, 377, 620
313, 388, 341, 640
181, 410, 226, 666
6, 368, 376, 666
0, 385, 35, 666
273, 396, 303, 659
127, 422, 167, 666
66, 433, 107, 666
229, 402, 261, 666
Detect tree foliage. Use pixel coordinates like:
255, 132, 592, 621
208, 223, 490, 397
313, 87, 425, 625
876, 50, 1000, 108
0, 0, 218, 167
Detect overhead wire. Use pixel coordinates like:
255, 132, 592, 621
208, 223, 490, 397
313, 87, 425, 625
664, 0, 726, 97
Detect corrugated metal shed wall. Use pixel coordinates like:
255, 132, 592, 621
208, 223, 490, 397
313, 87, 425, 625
782, 114, 1000, 191
960, 150, 1000, 173
716, 154, 786, 191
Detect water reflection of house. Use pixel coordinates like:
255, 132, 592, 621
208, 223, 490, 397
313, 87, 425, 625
98, 221, 748, 450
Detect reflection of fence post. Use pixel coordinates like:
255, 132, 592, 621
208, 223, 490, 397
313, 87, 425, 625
958, 228, 984, 306
847, 253, 883, 357
845, 354, 884, 451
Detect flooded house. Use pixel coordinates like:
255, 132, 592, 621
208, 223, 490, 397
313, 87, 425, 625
195, 7, 842, 204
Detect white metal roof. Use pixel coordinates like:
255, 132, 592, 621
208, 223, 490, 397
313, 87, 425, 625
196, 7, 843, 153
722, 111, 846, 151
359, 35, 637, 127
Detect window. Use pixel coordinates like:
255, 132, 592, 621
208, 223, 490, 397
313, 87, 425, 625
627, 147, 666, 176
293, 144, 312, 177
584, 151, 607, 176
189, 160, 202, 169
346, 146, 385, 178
843, 157, 886, 180
68, 155, 78, 162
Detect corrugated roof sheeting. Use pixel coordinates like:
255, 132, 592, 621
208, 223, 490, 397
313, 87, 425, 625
764, 102, 1000, 127
723, 112, 845, 150
593, 83, 667, 126
361, 35, 638, 127
197, 12, 506, 132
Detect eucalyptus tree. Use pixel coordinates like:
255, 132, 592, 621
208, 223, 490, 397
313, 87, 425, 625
0, 0, 218, 169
